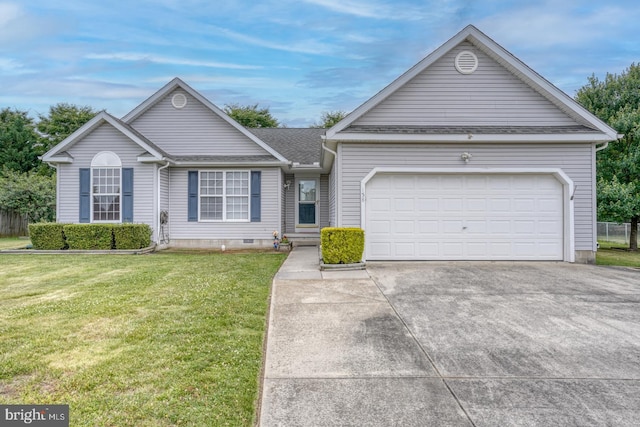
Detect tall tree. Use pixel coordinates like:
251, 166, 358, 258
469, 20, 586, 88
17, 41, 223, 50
0, 108, 40, 174
576, 63, 640, 250
37, 103, 98, 153
311, 110, 347, 128
223, 103, 279, 128
0, 168, 56, 223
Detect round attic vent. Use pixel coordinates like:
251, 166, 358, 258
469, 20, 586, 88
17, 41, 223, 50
455, 51, 478, 74
171, 93, 187, 109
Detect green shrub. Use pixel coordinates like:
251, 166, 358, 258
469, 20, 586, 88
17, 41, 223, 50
321, 227, 364, 264
112, 224, 152, 249
64, 224, 113, 250
28, 222, 68, 250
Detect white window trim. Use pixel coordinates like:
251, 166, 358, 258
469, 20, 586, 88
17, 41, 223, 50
198, 170, 251, 222
91, 167, 123, 223
91, 152, 122, 223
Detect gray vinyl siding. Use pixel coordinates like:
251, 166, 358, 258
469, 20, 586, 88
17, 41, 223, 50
57, 123, 156, 228
338, 143, 595, 250
168, 167, 280, 240
354, 41, 579, 127
283, 173, 295, 233
320, 174, 329, 228
160, 167, 170, 211
130, 89, 271, 156
328, 166, 336, 227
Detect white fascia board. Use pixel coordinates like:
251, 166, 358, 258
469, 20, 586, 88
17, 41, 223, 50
44, 155, 74, 164
331, 132, 616, 143
122, 78, 289, 163
42, 111, 165, 163
121, 78, 182, 122
41, 111, 110, 161
172, 160, 288, 167
327, 29, 469, 138
326, 25, 619, 142
465, 31, 619, 140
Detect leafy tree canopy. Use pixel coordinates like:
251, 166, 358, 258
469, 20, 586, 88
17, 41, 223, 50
223, 103, 279, 128
0, 168, 56, 223
311, 110, 347, 128
575, 63, 640, 249
0, 108, 40, 174
37, 103, 98, 152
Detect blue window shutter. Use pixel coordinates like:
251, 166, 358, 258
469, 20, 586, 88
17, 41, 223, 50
251, 171, 261, 222
122, 168, 134, 222
188, 171, 198, 222
79, 168, 90, 223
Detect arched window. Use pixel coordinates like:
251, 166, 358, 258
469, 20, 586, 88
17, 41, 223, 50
91, 152, 121, 221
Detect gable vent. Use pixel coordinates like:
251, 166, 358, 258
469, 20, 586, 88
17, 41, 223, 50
171, 93, 187, 109
455, 51, 478, 74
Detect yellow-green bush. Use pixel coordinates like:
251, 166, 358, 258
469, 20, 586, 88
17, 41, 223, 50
321, 227, 364, 264
29, 223, 68, 250
64, 224, 113, 250
112, 224, 152, 249
28, 223, 153, 250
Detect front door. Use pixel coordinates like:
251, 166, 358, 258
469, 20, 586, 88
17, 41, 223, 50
297, 178, 318, 229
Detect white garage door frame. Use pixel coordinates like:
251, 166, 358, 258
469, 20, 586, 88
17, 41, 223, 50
360, 167, 575, 262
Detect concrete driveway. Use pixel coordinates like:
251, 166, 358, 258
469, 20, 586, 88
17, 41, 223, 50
259, 248, 640, 426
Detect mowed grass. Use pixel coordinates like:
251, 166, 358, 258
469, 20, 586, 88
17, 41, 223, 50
597, 240, 640, 267
0, 237, 30, 249
0, 251, 286, 426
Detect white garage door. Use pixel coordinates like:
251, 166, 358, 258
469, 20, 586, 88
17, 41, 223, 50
365, 173, 564, 260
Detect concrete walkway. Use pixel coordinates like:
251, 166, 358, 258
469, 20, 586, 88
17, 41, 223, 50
259, 246, 462, 426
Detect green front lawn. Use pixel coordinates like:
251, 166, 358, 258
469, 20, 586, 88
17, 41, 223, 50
0, 237, 30, 249
0, 251, 285, 426
597, 241, 640, 267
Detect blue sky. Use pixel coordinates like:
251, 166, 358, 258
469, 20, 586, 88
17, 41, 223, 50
1, 0, 639, 126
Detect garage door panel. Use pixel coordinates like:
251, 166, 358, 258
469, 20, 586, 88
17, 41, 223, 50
418, 220, 438, 234
417, 198, 438, 211
365, 173, 564, 260
394, 220, 415, 234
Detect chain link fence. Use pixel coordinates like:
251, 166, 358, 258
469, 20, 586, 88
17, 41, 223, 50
597, 222, 640, 244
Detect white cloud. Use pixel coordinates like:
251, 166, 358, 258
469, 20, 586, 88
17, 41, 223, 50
208, 24, 336, 55
0, 2, 21, 27
301, 0, 449, 21
85, 53, 263, 70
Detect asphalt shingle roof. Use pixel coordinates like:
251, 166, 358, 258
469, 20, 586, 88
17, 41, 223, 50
249, 128, 325, 165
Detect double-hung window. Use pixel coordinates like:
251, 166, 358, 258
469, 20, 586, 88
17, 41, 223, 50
91, 152, 121, 222
200, 171, 249, 221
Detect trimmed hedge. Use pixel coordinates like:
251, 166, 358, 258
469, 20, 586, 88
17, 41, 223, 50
321, 227, 364, 264
64, 224, 114, 250
112, 224, 152, 249
28, 223, 152, 250
29, 223, 68, 250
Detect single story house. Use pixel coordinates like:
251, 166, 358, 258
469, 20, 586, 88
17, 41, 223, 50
42, 25, 619, 263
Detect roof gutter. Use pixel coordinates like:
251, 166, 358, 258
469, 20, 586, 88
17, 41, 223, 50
596, 133, 623, 152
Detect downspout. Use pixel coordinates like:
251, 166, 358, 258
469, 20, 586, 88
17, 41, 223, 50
321, 141, 338, 227
157, 160, 170, 244
595, 141, 609, 152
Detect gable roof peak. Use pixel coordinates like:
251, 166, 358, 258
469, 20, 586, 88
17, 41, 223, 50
326, 25, 618, 141
121, 78, 289, 162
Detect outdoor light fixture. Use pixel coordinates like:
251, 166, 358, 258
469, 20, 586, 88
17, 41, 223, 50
461, 152, 473, 163
283, 180, 291, 190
